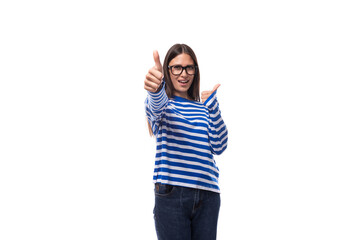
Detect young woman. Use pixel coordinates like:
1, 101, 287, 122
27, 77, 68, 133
144, 44, 228, 240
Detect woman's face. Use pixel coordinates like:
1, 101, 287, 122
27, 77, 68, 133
168, 53, 195, 99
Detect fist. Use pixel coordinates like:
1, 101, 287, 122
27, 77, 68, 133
144, 50, 163, 93
201, 84, 220, 103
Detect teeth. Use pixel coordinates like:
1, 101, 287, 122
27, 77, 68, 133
179, 80, 188, 83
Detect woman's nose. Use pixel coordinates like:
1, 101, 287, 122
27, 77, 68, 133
180, 68, 188, 77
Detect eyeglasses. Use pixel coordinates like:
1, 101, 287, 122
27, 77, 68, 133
168, 65, 197, 76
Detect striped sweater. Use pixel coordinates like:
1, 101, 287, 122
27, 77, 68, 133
145, 82, 228, 193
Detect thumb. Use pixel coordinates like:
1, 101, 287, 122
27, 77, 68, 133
212, 84, 221, 93
153, 50, 163, 73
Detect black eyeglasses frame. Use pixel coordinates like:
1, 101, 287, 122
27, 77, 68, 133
168, 65, 197, 76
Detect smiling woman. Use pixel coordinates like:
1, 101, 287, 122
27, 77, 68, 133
143, 43, 228, 239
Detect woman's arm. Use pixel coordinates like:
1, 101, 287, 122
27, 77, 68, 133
144, 50, 168, 135
203, 88, 228, 155
145, 82, 168, 135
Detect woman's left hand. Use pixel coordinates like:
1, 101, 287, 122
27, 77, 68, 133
201, 84, 221, 103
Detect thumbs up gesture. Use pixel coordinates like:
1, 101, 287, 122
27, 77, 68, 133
144, 50, 164, 93
201, 84, 221, 103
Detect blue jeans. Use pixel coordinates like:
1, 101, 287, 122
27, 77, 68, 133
154, 183, 221, 240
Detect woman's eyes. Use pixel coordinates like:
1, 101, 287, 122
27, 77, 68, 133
174, 65, 194, 70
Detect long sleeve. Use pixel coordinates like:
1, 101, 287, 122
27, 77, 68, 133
204, 90, 228, 155
145, 82, 168, 135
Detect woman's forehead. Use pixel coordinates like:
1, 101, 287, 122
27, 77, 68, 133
169, 53, 194, 65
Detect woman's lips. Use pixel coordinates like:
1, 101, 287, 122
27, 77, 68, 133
178, 79, 189, 86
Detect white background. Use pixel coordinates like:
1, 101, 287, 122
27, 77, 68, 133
1, 0, 359, 239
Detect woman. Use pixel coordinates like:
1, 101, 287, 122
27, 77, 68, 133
144, 43, 228, 240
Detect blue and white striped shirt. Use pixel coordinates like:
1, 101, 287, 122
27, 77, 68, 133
145, 83, 228, 193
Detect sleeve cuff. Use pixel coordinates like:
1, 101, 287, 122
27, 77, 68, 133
204, 90, 218, 109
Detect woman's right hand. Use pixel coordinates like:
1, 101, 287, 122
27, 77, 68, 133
144, 50, 163, 93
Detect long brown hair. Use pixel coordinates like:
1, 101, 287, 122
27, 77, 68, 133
147, 43, 200, 136
163, 43, 200, 101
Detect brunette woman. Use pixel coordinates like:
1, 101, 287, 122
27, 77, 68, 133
144, 43, 228, 240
